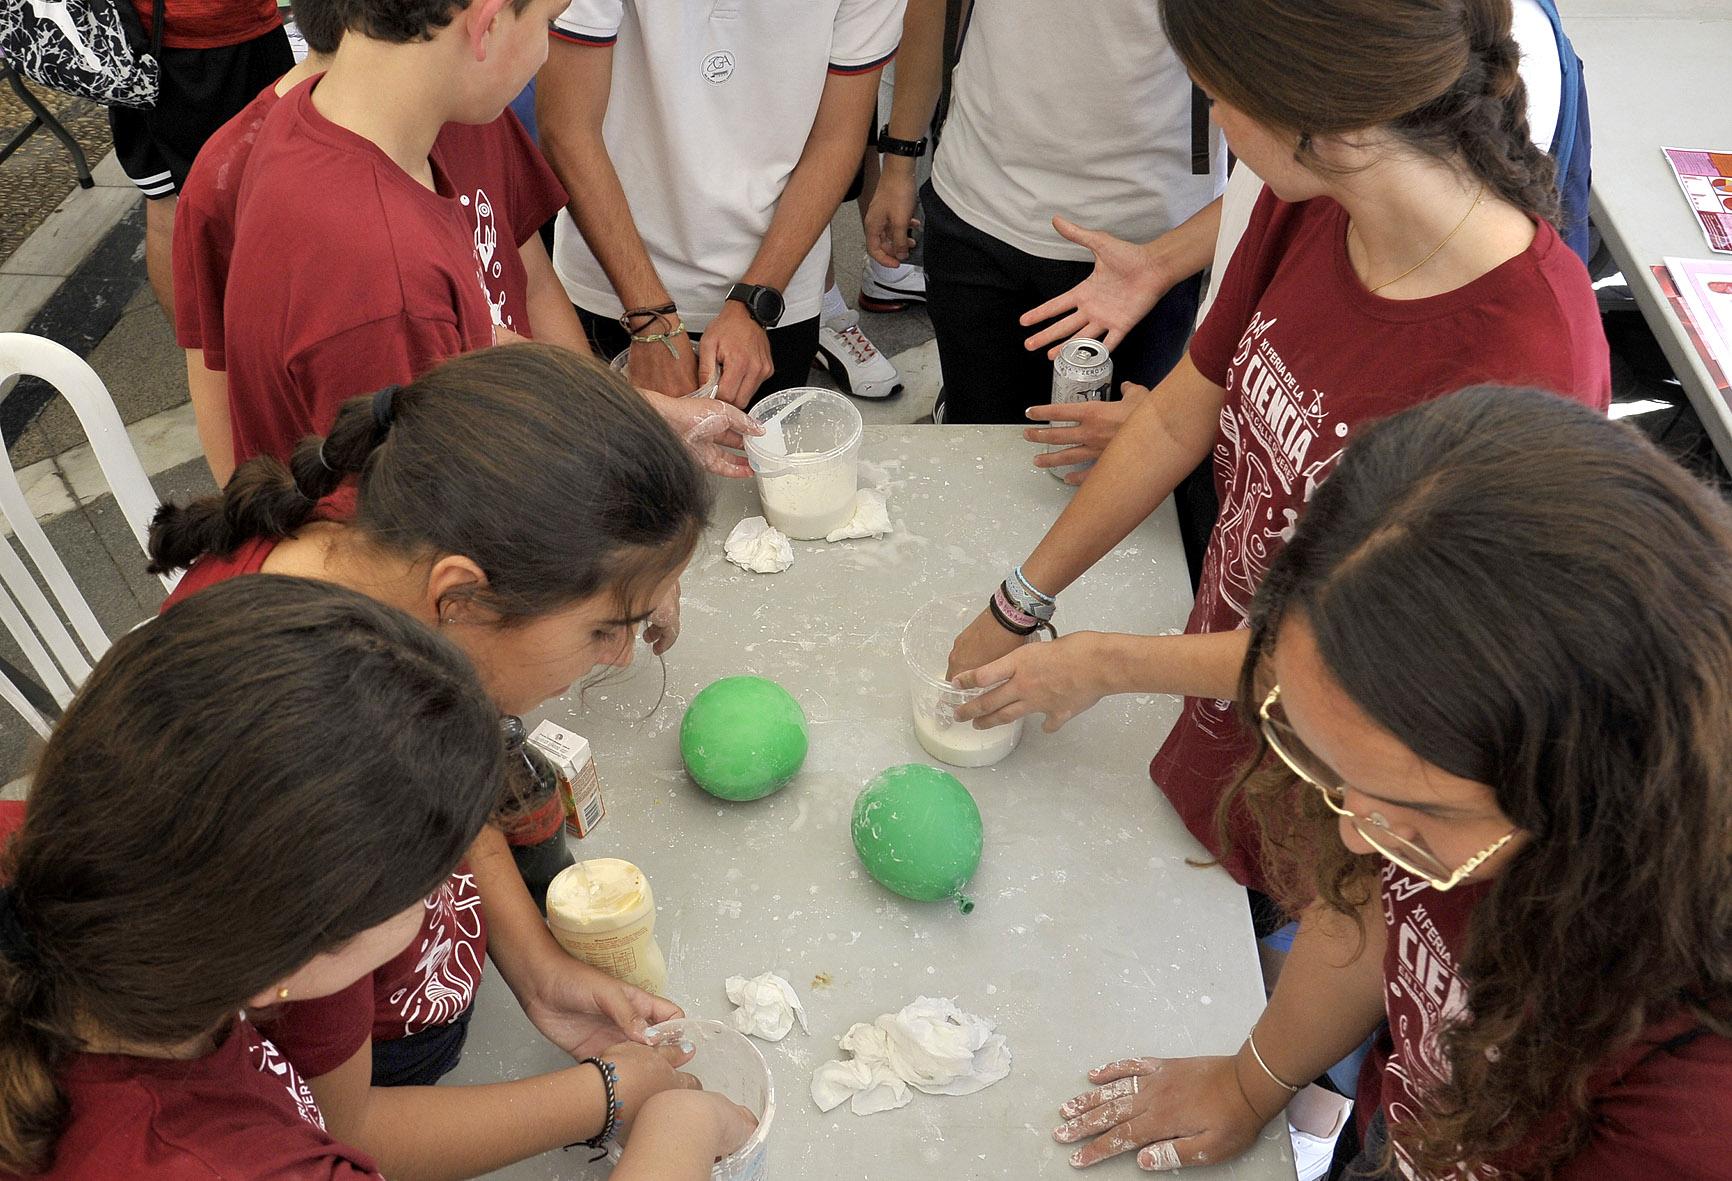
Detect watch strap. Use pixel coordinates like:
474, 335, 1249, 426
878, 126, 928, 158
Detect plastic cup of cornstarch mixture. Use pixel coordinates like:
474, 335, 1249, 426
610, 348, 719, 399
744, 387, 863, 540
903, 593, 1027, 768
545, 859, 669, 996
632, 1018, 775, 1180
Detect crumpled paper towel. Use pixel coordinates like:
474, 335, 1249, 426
724, 971, 809, 1042
810, 996, 1012, 1115
824, 489, 893, 542
723, 516, 793, 574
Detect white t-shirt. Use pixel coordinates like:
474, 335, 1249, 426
1196, 0, 1567, 325
931, 0, 1225, 263
549, 0, 904, 330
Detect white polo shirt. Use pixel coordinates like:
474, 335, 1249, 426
550, 0, 904, 331
932, 0, 1225, 263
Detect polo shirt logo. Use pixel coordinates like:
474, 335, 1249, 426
702, 51, 735, 83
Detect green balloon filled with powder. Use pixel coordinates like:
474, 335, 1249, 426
851, 764, 983, 913
680, 675, 808, 801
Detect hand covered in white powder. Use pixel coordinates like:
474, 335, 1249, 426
1024, 382, 1151, 484
645, 392, 761, 479
522, 955, 684, 1059
953, 632, 1115, 733
1054, 1055, 1267, 1171
643, 580, 682, 655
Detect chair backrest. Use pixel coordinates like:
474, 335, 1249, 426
0, 332, 177, 734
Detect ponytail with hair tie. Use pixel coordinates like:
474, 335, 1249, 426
371, 385, 399, 438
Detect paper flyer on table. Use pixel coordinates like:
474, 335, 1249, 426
1664, 148, 1732, 254
1654, 262, 1731, 397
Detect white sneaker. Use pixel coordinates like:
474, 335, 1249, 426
1287, 1086, 1352, 1181
859, 258, 927, 312
816, 310, 903, 399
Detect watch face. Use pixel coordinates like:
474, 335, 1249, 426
754, 287, 785, 326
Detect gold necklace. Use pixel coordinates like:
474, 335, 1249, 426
1353, 186, 1486, 294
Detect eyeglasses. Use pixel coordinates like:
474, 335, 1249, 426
1257, 685, 1515, 892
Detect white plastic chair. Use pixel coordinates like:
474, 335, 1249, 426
0, 333, 178, 736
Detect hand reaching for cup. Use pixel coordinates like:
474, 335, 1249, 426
643, 392, 762, 479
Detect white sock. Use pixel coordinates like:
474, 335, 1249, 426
821, 282, 850, 322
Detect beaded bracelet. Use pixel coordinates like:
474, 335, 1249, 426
576, 1056, 622, 1162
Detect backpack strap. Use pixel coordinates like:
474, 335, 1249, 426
1528, 0, 1580, 173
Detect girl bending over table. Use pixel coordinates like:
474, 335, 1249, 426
146, 345, 721, 1179
0, 577, 751, 1180
1055, 388, 1732, 1176
947, 0, 1611, 905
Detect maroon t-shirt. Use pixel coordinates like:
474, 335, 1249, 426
1363, 862, 1732, 1178
160, 539, 488, 1072
4, 1019, 381, 1181
177, 81, 564, 373
1151, 191, 1612, 890
265, 870, 488, 1076
129, 0, 279, 50
222, 78, 567, 463
0, 808, 377, 1181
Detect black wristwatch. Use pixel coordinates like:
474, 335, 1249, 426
725, 282, 786, 328
878, 126, 928, 158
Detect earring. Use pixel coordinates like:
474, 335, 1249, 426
277, 987, 291, 1000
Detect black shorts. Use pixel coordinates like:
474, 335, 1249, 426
108, 24, 293, 199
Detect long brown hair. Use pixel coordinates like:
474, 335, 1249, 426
1161, 0, 1560, 225
148, 343, 712, 624
1224, 387, 1732, 1177
0, 576, 503, 1174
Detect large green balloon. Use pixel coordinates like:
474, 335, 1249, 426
851, 764, 983, 912
680, 675, 808, 801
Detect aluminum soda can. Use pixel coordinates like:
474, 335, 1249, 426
1046, 338, 1113, 480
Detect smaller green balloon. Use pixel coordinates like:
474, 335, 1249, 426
851, 764, 983, 912
680, 675, 808, 801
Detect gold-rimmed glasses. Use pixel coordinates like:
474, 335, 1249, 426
1257, 685, 1514, 892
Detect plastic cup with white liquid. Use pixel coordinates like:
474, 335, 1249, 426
903, 593, 1027, 768
632, 1018, 775, 1180
610, 348, 718, 399
744, 387, 863, 540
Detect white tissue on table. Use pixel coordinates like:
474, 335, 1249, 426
723, 516, 793, 574
824, 489, 893, 543
724, 971, 809, 1042
810, 996, 1012, 1115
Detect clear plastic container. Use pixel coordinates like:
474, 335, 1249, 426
744, 388, 863, 540
610, 348, 718, 399
902, 593, 1026, 768
642, 1018, 775, 1180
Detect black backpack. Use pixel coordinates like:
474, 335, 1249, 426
0, 0, 164, 109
